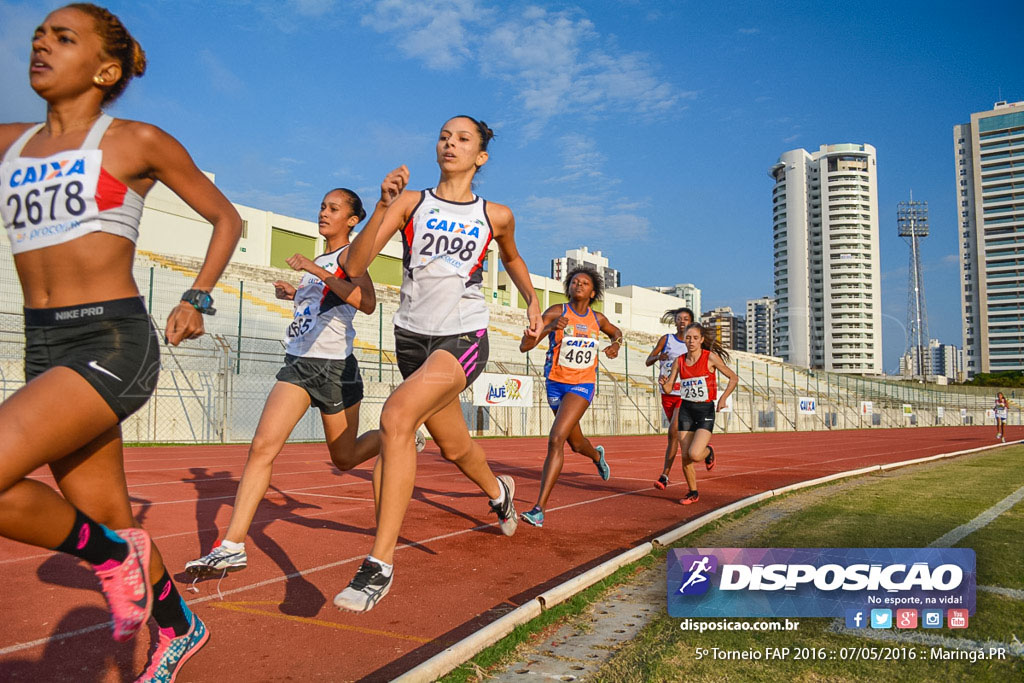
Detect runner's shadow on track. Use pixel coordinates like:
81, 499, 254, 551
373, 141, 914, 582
179, 472, 434, 617
0, 606, 141, 682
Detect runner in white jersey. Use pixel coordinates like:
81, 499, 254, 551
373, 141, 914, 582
645, 307, 700, 502
186, 185, 398, 580
335, 115, 542, 613
0, 5, 242, 680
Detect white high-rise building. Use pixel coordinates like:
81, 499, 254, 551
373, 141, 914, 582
769, 143, 882, 373
955, 101, 1024, 377
746, 296, 775, 356
551, 246, 620, 288
649, 283, 701, 316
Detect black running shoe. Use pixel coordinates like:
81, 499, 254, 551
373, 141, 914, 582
654, 474, 669, 490
680, 490, 700, 505
704, 446, 716, 471
333, 559, 392, 612
489, 475, 518, 536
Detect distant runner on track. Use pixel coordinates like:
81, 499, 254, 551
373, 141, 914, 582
659, 323, 738, 504
646, 307, 700, 501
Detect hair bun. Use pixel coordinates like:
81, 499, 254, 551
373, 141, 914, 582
131, 41, 147, 77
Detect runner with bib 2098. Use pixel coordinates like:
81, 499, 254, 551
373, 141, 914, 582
333, 115, 542, 613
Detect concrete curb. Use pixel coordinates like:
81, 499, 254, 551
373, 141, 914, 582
397, 440, 1015, 681
393, 601, 543, 683
537, 543, 654, 610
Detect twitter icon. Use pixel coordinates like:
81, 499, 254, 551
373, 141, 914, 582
870, 609, 892, 629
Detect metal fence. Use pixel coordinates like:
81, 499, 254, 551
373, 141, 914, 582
0, 249, 1016, 444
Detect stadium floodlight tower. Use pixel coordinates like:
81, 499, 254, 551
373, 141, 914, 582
898, 194, 929, 378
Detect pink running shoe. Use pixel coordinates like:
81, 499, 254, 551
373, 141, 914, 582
94, 527, 153, 642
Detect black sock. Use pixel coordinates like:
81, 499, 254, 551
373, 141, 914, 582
151, 570, 192, 637
54, 509, 129, 566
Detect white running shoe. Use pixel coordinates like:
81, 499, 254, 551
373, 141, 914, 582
185, 544, 247, 576
489, 475, 518, 536
334, 559, 392, 612
415, 430, 426, 453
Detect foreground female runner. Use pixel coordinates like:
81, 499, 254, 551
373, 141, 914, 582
0, 4, 240, 680
518, 266, 620, 528
334, 115, 542, 612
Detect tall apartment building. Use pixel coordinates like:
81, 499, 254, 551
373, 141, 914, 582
551, 246, 620, 288
701, 306, 747, 352
746, 296, 775, 356
649, 283, 702, 316
769, 143, 882, 373
955, 101, 1024, 377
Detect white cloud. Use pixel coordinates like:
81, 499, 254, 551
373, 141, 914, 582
361, 0, 485, 69
199, 49, 244, 94
522, 192, 650, 246
738, 27, 759, 35
361, 1, 690, 134
546, 134, 607, 184
290, 0, 338, 17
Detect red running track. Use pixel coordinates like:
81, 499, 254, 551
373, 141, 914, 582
0, 426, 1015, 681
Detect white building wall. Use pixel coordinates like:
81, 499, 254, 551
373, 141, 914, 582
956, 101, 1024, 376
770, 144, 881, 374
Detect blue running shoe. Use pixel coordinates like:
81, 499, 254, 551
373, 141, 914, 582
594, 445, 610, 481
137, 612, 209, 682
521, 507, 544, 528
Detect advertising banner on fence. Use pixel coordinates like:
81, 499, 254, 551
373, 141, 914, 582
860, 401, 873, 415
472, 373, 533, 407
798, 397, 816, 414
667, 548, 976, 618
937, 406, 945, 419
903, 404, 914, 416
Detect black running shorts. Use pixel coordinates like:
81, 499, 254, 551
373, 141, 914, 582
677, 400, 716, 433
23, 297, 160, 421
393, 326, 489, 386
276, 353, 364, 415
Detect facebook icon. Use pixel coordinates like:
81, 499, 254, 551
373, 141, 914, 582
845, 609, 866, 629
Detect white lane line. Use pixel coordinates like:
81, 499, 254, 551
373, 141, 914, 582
929, 485, 1024, 548
979, 585, 1024, 601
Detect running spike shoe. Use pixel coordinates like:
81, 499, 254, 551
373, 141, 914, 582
334, 559, 392, 612
95, 527, 152, 643
136, 612, 209, 682
489, 475, 518, 536
521, 507, 545, 528
594, 445, 610, 481
185, 544, 247, 577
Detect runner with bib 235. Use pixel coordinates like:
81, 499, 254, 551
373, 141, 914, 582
658, 322, 738, 505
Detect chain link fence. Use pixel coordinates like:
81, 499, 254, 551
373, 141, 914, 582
0, 248, 1017, 444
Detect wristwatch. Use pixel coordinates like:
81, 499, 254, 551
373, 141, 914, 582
181, 289, 216, 315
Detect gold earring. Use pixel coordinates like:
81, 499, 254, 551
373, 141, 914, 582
93, 76, 105, 85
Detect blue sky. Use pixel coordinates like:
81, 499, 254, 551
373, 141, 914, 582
3, 0, 1022, 372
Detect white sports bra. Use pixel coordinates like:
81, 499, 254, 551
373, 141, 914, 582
1, 114, 144, 254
